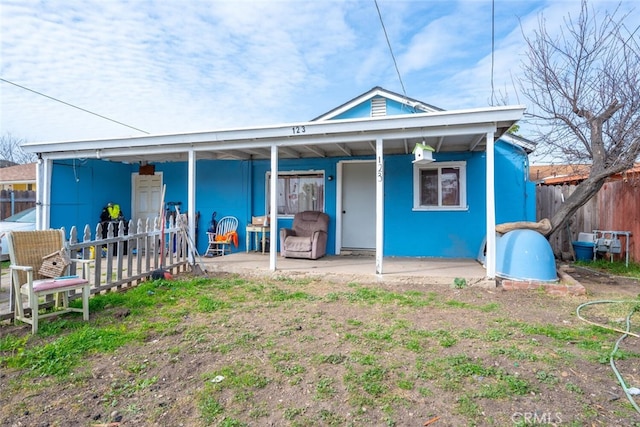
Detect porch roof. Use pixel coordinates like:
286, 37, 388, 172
23, 105, 526, 163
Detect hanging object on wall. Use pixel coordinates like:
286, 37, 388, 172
412, 142, 435, 164
139, 161, 155, 175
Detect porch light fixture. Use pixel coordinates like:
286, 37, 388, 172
412, 141, 435, 164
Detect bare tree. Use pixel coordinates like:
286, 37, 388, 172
520, 0, 640, 236
0, 132, 36, 164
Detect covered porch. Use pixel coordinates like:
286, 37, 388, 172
198, 252, 489, 286
24, 104, 526, 280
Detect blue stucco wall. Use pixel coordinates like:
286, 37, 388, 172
49, 140, 533, 259
385, 151, 482, 257
50, 159, 135, 236
333, 102, 370, 120
494, 141, 536, 224
148, 160, 252, 254
382, 141, 534, 258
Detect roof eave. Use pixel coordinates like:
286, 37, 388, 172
23, 105, 526, 161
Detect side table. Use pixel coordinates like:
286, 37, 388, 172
246, 225, 270, 254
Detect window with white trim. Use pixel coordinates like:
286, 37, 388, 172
413, 161, 467, 210
267, 171, 325, 216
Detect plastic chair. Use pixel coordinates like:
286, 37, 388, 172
8, 229, 91, 334
205, 216, 239, 256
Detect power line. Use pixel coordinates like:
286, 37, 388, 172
491, 0, 496, 105
374, 0, 407, 98
0, 77, 149, 135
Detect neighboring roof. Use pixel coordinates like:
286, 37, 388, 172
312, 86, 443, 121
0, 160, 19, 168
532, 163, 640, 185
0, 163, 36, 185
529, 164, 591, 184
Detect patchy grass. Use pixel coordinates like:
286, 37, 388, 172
1, 274, 639, 426
576, 259, 640, 279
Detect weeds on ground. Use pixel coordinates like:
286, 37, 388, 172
575, 259, 640, 279
452, 277, 467, 289
2, 276, 639, 426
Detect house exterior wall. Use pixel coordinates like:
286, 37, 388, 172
494, 141, 536, 224
48, 139, 533, 259
383, 143, 534, 258
50, 159, 135, 234
1, 183, 34, 191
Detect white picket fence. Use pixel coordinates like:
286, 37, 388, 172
0, 214, 193, 321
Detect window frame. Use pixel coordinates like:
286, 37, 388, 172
413, 161, 468, 211
266, 170, 325, 217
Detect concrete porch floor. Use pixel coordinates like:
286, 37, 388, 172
197, 251, 489, 286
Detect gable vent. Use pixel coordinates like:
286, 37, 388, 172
371, 97, 387, 117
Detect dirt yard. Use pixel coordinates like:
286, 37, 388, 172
1, 266, 639, 427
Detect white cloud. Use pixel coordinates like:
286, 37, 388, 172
1, 0, 637, 144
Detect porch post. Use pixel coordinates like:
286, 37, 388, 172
485, 131, 496, 279
188, 150, 196, 262
375, 138, 384, 275
269, 144, 278, 271
36, 157, 53, 229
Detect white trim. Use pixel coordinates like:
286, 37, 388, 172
34, 159, 45, 230
412, 206, 469, 212
269, 146, 278, 271
376, 139, 384, 275
42, 159, 52, 229
335, 162, 342, 255
188, 150, 196, 260
413, 161, 467, 210
486, 132, 496, 280
335, 159, 375, 255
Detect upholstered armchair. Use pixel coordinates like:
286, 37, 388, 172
279, 211, 329, 259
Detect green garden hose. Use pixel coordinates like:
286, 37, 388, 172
576, 300, 640, 414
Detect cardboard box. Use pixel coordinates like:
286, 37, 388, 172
252, 215, 269, 226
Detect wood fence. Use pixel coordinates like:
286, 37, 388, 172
0, 214, 194, 321
536, 178, 639, 263
0, 190, 36, 220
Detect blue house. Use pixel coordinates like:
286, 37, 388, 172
23, 87, 534, 279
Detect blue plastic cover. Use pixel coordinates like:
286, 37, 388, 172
496, 229, 557, 282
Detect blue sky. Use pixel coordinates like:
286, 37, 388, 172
1, 0, 637, 147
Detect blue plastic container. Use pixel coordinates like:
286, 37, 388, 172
496, 229, 557, 282
572, 241, 594, 261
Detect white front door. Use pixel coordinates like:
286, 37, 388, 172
132, 173, 163, 228
341, 161, 375, 249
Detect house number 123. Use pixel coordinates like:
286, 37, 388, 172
292, 126, 306, 134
